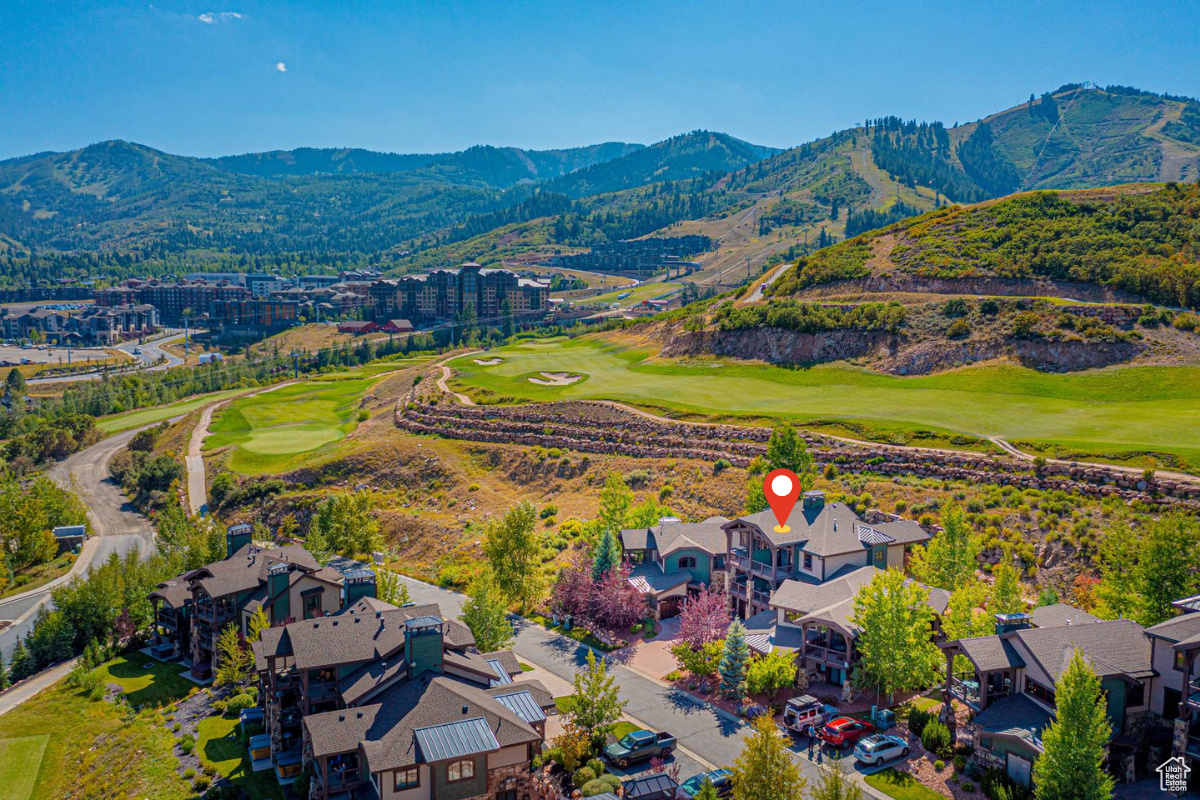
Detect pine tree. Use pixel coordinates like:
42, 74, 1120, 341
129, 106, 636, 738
731, 715, 806, 800
719, 619, 750, 698
1033, 650, 1114, 800
0, 651, 9, 691
9, 638, 33, 682
461, 570, 513, 652
693, 779, 721, 800
591, 529, 623, 581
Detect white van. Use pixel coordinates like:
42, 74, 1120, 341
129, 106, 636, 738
782, 695, 839, 734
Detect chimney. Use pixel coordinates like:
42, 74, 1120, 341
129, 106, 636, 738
803, 490, 825, 510
994, 612, 1031, 636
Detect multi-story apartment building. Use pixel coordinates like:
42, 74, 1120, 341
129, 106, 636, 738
148, 526, 348, 680
97, 279, 251, 324
253, 595, 551, 798
369, 263, 549, 325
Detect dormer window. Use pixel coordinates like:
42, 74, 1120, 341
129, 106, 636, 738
678, 556, 697, 569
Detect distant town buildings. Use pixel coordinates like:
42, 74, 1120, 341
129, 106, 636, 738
368, 263, 549, 325
548, 235, 711, 274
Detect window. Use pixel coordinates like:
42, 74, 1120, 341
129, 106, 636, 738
1175, 651, 1187, 672
1127, 680, 1145, 708
447, 759, 475, 782
1025, 677, 1056, 706
302, 592, 322, 620
713, 555, 725, 569
678, 556, 697, 569
394, 767, 420, 791
803, 553, 813, 570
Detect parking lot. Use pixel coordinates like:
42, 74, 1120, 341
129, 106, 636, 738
0, 344, 115, 366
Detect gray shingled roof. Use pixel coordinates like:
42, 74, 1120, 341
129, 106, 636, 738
769, 566, 880, 614
267, 603, 444, 671
627, 562, 691, 595
1145, 612, 1200, 644
971, 693, 1051, 750
620, 517, 730, 557
1030, 603, 1099, 629
338, 657, 410, 706
1013, 619, 1154, 681
743, 610, 806, 655
726, 504, 930, 555
953, 635, 1027, 672
194, 544, 328, 599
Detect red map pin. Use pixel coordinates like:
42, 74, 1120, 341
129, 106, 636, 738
763, 468, 802, 534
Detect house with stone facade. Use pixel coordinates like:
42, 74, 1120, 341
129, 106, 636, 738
148, 526, 348, 680
619, 516, 729, 619
722, 490, 930, 619
741, 565, 948, 687
938, 606, 1200, 788
253, 594, 550, 799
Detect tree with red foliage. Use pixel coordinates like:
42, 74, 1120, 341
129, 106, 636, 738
551, 549, 594, 621
589, 561, 646, 639
678, 585, 731, 651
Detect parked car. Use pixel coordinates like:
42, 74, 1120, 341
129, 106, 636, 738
603, 729, 677, 768
782, 695, 839, 734
678, 768, 733, 798
853, 733, 910, 766
819, 717, 875, 748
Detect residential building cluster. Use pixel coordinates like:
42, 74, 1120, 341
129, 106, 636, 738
548, 235, 711, 274
0, 302, 159, 345
147, 526, 551, 800
619, 489, 1200, 788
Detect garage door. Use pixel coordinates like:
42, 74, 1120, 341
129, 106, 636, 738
659, 597, 683, 619
1007, 753, 1033, 787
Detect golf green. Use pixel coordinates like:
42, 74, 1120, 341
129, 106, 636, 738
449, 336, 1200, 468
205, 379, 375, 474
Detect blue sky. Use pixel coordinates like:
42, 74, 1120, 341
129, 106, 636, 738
2, 0, 1199, 159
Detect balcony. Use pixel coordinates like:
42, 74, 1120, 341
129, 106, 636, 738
1187, 737, 1200, 760
751, 589, 771, 606
950, 674, 982, 709
308, 681, 338, 702
156, 609, 179, 630
730, 581, 748, 601
804, 644, 851, 668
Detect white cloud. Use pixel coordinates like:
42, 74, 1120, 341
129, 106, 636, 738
198, 11, 243, 23
275, 61, 287, 73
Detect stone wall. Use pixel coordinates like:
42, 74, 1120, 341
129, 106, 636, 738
394, 397, 1200, 508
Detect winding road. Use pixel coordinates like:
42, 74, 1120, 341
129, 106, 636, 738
0, 429, 156, 658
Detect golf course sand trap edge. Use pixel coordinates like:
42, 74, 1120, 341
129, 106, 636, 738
528, 371, 583, 386
473, 357, 504, 365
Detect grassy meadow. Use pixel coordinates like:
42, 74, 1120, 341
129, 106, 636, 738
97, 388, 246, 433
449, 335, 1200, 470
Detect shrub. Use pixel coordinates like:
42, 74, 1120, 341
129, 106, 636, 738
921, 719, 952, 757
180, 734, 196, 755
573, 766, 597, 787
582, 775, 622, 796
356, 409, 369, 422
954, 755, 967, 773
962, 782, 976, 793
934, 760, 946, 772
713, 458, 732, 474
193, 775, 211, 791
183, 769, 197, 780
625, 469, 652, 488
907, 707, 931, 738
539, 505, 559, 519
947, 318, 971, 338
225, 693, 255, 715
586, 758, 605, 776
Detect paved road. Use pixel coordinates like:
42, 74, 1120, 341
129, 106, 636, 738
0, 429, 156, 658
397, 577, 889, 796
117, 330, 188, 370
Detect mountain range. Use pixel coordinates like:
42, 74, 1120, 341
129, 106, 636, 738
1, 84, 1198, 287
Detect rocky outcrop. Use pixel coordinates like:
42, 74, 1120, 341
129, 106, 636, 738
1011, 338, 1141, 371
659, 327, 890, 362
795, 275, 1147, 305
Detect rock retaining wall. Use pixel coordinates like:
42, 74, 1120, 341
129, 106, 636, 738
394, 397, 1200, 509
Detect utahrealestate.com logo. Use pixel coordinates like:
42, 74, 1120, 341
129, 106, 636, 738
1157, 756, 1190, 793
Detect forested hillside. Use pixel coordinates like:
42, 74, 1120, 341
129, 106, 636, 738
1, 86, 1198, 289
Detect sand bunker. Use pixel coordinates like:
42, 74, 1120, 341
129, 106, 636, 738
528, 371, 583, 386
473, 357, 504, 365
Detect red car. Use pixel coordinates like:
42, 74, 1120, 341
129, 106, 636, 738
819, 717, 875, 748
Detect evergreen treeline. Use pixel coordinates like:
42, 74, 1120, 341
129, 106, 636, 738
956, 123, 1023, 197
844, 202, 922, 238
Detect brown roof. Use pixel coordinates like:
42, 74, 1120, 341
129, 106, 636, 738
263, 603, 444, 671
194, 544, 326, 599
306, 674, 540, 767
1013, 619, 1154, 681
727, 502, 928, 555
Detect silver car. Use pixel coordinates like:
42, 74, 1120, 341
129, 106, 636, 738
853, 733, 909, 766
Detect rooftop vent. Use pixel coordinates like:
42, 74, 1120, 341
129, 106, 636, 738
462, 705, 469, 714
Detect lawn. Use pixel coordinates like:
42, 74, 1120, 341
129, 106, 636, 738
98, 389, 245, 433
204, 376, 380, 474
94, 654, 194, 707
0, 735, 49, 800
449, 335, 1200, 471
0, 680, 190, 800
865, 768, 947, 800
196, 715, 284, 800
0, 554, 75, 601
